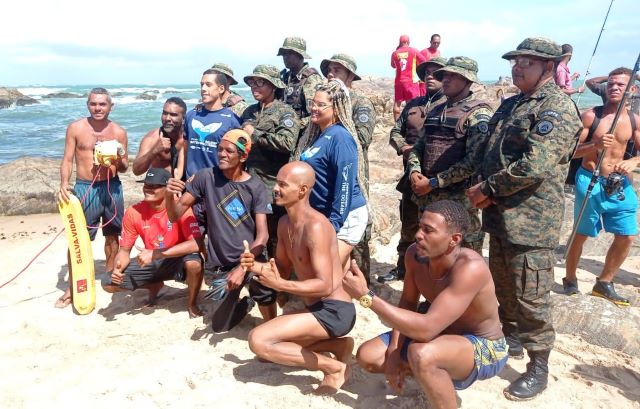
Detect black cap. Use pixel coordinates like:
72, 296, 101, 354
137, 168, 171, 185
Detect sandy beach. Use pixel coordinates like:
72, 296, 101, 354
1, 211, 639, 409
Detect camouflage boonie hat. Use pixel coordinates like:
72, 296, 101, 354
210, 62, 238, 85
320, 53, 361, 81
501, 37, 565, 61
416, 57, 447, 80
277, 36, 311, 59
434, 56, 480, 83
243, 64, 286, 89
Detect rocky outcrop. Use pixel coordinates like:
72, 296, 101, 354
42, 92, 83, 99
0, 87, 39, 109
136, 91, 158, 101
0, 157, 142, 216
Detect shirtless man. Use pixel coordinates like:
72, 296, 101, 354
345, 200, 506, 409
563, 67, 640, 305
57, 87, 128, 308
240, 161, 356, 394
132, 97, 187, 179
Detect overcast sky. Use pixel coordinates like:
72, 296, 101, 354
2, 0, 638, 86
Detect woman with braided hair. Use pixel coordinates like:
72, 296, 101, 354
294, 79, 369, 271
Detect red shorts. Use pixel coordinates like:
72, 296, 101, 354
394, 81, 421, 103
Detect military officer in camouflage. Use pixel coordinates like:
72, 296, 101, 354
381, 56, 448, 283
278, 37, 324, 129
405, 56, 493, 252
320, 53, 377, 284
241, 64, 301, 258
466, 38, 582, 401
210, 63, 248, 117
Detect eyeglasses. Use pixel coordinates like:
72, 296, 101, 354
509, 57, 543, 69
246, 78, 267, 88
309, 100, 332, 110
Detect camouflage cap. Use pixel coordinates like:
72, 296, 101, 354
243, 64, 286, 89
210, 62, 238, 85
434, 56, 479, 83
416, 57, 447, 80
501, 37, 565, 61
277, 36, 311, 59
320, 53, 361, 81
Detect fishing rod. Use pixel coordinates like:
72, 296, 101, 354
564, 51, 640, 260
575, 0, 614, 106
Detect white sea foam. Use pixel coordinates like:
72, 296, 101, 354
17, 87, 66, 96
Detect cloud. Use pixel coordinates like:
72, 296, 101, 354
2, 0, 638, 84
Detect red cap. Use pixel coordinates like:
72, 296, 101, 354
399, 34, 410, 44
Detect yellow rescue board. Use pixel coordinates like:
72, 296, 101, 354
58, 193, 96, 315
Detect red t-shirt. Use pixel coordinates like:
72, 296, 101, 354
420, 47, 441, 61
391, 46, 425, 84
119, 201, 201, 250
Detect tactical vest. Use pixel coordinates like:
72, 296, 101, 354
421, 99, 491, 178
281, 66, 319, 118
405, 92, 445, 145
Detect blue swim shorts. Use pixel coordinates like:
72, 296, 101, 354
379, 332, 508, 390
574, 167, 638, 237
74, 177, 124, 240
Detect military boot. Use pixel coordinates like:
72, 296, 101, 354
504, 350, 550, 401
506, 333, 524, 360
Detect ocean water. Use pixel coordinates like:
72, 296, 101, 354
0, 82, 602, 164
0, 84, 252, 164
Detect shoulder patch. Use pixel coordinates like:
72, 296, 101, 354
535, 120, 554, 135
283, 117, 294, 128
477, 122, 489, 133
539, 110, 560, 119
357, 112, 370, 123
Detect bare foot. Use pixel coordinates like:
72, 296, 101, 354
188, 305, 204, 319
145, 282, 164, 306
54, 290, 72, 308
314, 361, 348, 395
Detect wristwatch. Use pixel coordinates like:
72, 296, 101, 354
429, 177, 439, 188
359, 290, 375, 308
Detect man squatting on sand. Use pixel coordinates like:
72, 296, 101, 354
56, 87, 128, 308
101, 168, 204, 318
241, 161, 356, 394
345, 200, 507, 409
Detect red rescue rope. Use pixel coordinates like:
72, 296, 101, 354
0, 166, 119, 289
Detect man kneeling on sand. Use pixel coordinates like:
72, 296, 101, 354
240, 161, 356, 394
343, 200, 507, 409
102, 168, 204, 318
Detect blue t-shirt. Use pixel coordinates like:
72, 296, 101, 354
300, 123, 366, 232
184, 107, 240, 178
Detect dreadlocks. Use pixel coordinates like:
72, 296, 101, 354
294, 79, 369, 205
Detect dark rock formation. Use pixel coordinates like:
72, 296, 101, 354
136, 91, 158, 101
0, 87, 40, 109
42, 92, 83, 99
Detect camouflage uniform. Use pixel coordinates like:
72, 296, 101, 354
210, 62, 248, 117
389, 57, 448, 272
479, 41, 582, 352
277, 37, 324, 128
224, 91, 248, 118
407, 57, 493, 254
241, 64, 301, 257
320, 53, 377, 282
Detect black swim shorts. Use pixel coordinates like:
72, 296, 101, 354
307, 299, 356, 338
